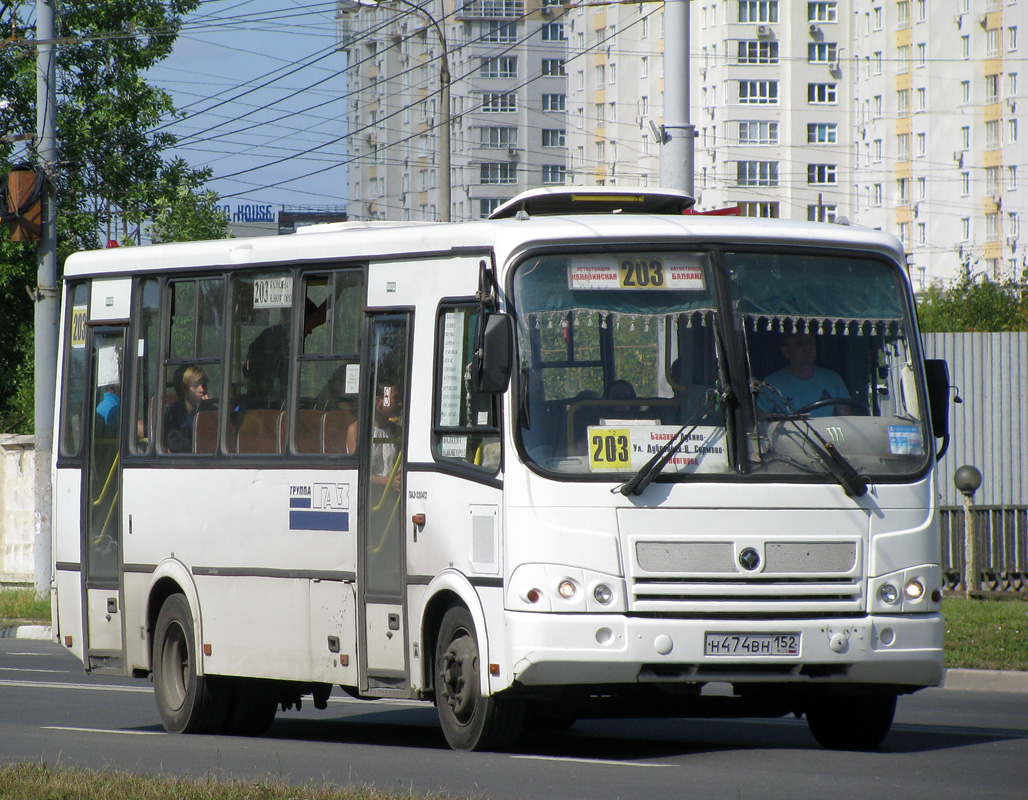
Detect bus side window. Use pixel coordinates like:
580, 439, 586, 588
130, 278, 160, 455
294, 269, 363, 454
433, 305, 501, 471
161, 277, 225, 455
59, 282, 90, 458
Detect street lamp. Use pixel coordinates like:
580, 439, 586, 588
358, 0, 450, 222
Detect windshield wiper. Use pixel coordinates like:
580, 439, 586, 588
753, 380, 868, 498
614, 388, 724, 496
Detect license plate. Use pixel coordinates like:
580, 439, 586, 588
704, 633, 800, 656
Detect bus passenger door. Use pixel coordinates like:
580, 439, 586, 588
82, 326, 126, 672
358, 313, 411, 693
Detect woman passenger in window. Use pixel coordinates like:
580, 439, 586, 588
163, 364, 212, 453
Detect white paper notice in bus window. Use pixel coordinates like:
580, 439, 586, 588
253, 276, 293, 309
439, 309, 465, 427
441, 435, 468, 459
97, 345, 121, 387
345, 363, 360, 394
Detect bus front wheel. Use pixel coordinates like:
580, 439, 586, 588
806, 694, 897, 750
434, 605, 524, 751
152, 594, 228, 734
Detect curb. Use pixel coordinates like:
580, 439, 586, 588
944, 668, 1028, 694
0, 624, 52, 640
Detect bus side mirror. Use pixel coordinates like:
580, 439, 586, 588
924, 358, 951, 440
474, 313, 513, 394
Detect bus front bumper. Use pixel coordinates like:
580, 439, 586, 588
502, 611, 943, 690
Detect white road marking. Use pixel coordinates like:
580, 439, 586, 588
43, 726, 164, 736
0, 678, 151, 693
511, 755, 677, 768
0, 667, 72, 674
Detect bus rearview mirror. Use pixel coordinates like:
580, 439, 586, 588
474, 313, 513, 394
924, 359, 950, 440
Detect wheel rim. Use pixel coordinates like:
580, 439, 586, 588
439, 628, 479, 726
160, 621, 189, 712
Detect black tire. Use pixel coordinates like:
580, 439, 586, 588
806, 694, 897, 751
222, 677, 278, 737
434, 605, 524, 751
152, 594, 229, 734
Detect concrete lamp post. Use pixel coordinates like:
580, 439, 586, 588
954, 465, 983, 599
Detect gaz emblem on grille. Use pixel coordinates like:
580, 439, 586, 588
738, 547, 761, 571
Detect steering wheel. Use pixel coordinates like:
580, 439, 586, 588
794, 397, 870, 416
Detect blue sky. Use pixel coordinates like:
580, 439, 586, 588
147, 0, 351, 210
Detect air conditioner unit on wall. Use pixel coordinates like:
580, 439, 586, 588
756, 25, 771, 37
809, 24, 820, 35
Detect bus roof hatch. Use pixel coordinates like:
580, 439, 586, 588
488, 187, 695, 219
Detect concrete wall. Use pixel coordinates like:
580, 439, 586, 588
0, 435, 36, 584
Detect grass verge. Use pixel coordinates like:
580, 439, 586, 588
0, 762, 447, 800
0, 587, 50, 627
2, 588, 1025, 670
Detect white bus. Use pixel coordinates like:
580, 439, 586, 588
52, 188, 952, 751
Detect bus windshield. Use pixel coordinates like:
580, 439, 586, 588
512, 248, 930, 483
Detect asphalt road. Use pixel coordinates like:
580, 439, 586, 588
1, 636, 1027, 800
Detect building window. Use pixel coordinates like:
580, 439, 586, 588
961, 80, 971, 104
479, 198, 501, 219
961, 126, 971, 148
897, 1, 909, 28
739, 120, 779, 145
738, 1, 779, 22
917, 223, 927, 245
986, 74, 1000, 103
541, 58, 565, 77
986, 212, 1000, 242
986, 166, 1000, 195
917, 43, 926, 68
482, 21, 517, 43
807, 42, 838, 63
897, 44, 910, 73
873, 184, 883, 206
541, 129, 566, 147
595, 64, 605, 84
479, 126, 517, 148
594, 103, 605, 124
986, 119, 1000, 149
807, 164, 837, 185
739, 80, 779, 104
897, 133, 910, 160
873, 139, 883, 162
542, 22, 565, 41
961, 172, 970, 195
987, 28, 1000, 57
1007, 166, 1018, 191
481, 56, 517, 78
807, 123, 837, 143
737, 40, 779, 64
479, 163, 517, 184
808, 2, 838, 22
873, 52, 882, 74
737, 161, 779, 186
916, 132, 926, 157
480, 92, 517, 112
1009, 26, 1018, 52
808, 83, 837, 104
897, 88, 910, 113
916, 87, 927, 111
807, 204, 838, 222
541, 165, 566, 184
898, 177, 909, 202
873, 6, 882, 31
542, 93, 566, 112
738, 201, 780, 217
961, 35, 970, 59
961, 218, 970, 241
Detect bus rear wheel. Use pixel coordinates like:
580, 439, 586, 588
152, 594, 229, 734
806, 694, 897, 751
434, 605, 524, 751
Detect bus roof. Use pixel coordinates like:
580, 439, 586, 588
63, 205, 907, 280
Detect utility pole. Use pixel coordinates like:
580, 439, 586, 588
34, 0, 59, 598
659, 0, 696, 197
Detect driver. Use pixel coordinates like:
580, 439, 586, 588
762, 332, 852, 417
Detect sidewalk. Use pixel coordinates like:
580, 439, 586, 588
1, 623, 1025, 693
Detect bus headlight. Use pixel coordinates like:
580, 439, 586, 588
558, 580, 577, 600
878, 583, 899, 605
593, 583, 614, 605
904, 579, 925, 601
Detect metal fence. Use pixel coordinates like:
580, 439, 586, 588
940, 505, 1028, 594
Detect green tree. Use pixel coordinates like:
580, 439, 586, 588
916, 265, 1028, 332
0, 0, 228, 431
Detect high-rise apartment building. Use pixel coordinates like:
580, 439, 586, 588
339, 0, 1023, 286
338, 0, 569, 222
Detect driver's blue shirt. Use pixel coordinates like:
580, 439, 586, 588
761, 366, 851, 417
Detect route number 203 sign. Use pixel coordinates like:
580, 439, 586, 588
568, 254, 707, 291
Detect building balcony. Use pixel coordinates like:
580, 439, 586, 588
455, 0, 524, 20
